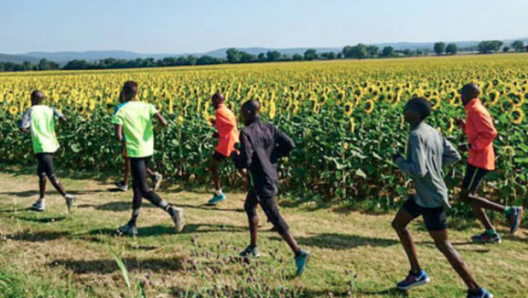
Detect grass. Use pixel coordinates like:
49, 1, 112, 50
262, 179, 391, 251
1, 166, 528, 297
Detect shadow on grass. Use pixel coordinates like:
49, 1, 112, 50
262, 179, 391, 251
360, 288, 409, 297
49, 257, 183, 274
273, 233, 399, 250
177, 203, 245, 213
79, 201, 156, 212
1, 166, 118, 184
0, 189, 108, 198
4, 230, 70, 242
13, 214, 68, 223
88, 223, 246, 237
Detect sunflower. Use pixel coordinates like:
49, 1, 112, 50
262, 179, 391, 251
430, 98, 440, 111
364, 100, 375, 114
507, 92, 524, 107
503, 146, 516, 157
488, 91, 500, 106
447, 118, 455, 133
512, 108, 524, 125
349, 117, 355, 133
9, 106, 18, 116
177, 115, 184, 125
344, 102, 354, 117
343, 142, 349, 150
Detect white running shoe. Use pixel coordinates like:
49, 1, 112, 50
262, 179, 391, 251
152, 173, 163, 191
171, 207, 185, 233
31, 199, 45, 212
65, 194, 76, 212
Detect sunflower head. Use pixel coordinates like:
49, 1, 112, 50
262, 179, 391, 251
512, 108, 524, 125
9, 106, 18, 116
344, 102, 354, 117
364, 100, 375, 114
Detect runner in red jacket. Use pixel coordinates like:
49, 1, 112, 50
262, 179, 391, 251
456, 83, 523, 244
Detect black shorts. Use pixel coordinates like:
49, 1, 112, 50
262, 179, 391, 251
212, 151, 229, 161
36, 153, 55, 178
462, 164, 490, 193
244, 189, 289, 235
403, 196, 447, 231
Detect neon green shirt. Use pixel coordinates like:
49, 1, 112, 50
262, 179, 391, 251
19, 105, 62, 154
111, 101, 158, 158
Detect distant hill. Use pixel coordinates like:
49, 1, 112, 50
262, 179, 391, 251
0, 53, 40, 64
2, 37, 528, 64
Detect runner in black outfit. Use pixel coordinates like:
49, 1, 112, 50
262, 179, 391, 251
234, 99, 310, 276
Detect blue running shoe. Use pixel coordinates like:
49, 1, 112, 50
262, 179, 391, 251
295, 250, 311, 276
397, 270, 430, 290
208, 193, 226, 205
507, 207, 524, 234
467, 288, 493, 298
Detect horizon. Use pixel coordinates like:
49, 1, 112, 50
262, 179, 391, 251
1, 0, 528, 55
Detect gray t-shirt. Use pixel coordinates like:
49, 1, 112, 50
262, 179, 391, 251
395, 122, 461, 208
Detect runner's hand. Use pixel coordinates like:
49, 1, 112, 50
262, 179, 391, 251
458, 144, 470, 152
455, 118, 465, 129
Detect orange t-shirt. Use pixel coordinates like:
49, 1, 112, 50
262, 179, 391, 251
463, 98, 498, 171
214, 104, 239, 157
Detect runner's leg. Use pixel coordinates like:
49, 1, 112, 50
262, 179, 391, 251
392, 202, 421, 273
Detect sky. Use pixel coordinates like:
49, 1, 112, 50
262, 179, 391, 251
1, 0, 528, 54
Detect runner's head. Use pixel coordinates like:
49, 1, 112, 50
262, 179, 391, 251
211, 92, 225, 109
121, 81, 139, 102
30, 90, 45, 105
404, 97, 431, 126
240, 99, 260, 126
460, 83, 480, 105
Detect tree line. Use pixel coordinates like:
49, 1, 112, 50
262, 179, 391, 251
1, 40, 528, 73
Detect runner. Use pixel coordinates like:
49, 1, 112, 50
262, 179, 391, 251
111, 81, 184, 236
234, 99, 310, 276
456, 83, 523, 244
208, 92, 248, 205
113, 93, 163, 192
18, 91, 76, 212
392, 98, 492, 298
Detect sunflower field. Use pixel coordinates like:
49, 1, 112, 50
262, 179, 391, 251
1, 54, 528, 211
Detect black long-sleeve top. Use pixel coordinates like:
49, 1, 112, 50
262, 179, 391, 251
235, 118, 295, 198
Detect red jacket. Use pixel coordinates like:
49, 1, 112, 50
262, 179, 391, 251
463, 98, 498, 171
214, 104, 239, 157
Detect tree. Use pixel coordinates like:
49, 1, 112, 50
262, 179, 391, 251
445, 43, 458, 55
38, 59, 51, 71
63, 59, 90, 70
434, 42, 445, 55
503, 46, 511, 53
258, 53, 266, 62
226, 48, 241, 63
342, 44, 368, 59
511, 40, 525, 52
478, 40, 503, 54
304, 49, 318, 61
292, 54, 303, 61
336, 53, 343, 59
266, 51, 281, 62
367, 45, 379, 58
382, 46, 394, 57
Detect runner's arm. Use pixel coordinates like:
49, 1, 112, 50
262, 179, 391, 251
395, 134, 428, 178
442, 137, 461, 167
18, 109, 32, 132
236, 131, 254, 170
53, 108, 67, 124
470, 111, 497, 151
114, 125, 124, 142
153, 112, 168, 127
275, 128, 295, 158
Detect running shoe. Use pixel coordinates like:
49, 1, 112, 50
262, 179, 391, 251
471, 232, 501, 244
115, 181, 128, 192
507, 207, 524, 234
170, 207, 185, 233
239, 246, 260, 258
118, 223, 138, 237
295, 250, 311, 276
65, 194, 76, 213
467, 288, 493, 298
397, 270, 431, 290
208, 193, 226, 205
31, 199, 45, 212
152, 173, 163, 191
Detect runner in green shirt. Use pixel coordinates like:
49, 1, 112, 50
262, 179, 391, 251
18, 91, 76, 212
111, 81, 184, 236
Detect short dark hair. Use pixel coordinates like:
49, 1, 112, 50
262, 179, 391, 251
460, 83, 481, 100
31, 90, 45, 102
123, 81, 138, 97
241, 99, 260, 116
212, 92, 224, 102
406, 97, 431, 120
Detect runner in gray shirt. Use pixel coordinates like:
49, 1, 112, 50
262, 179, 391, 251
391, 98, 493, 298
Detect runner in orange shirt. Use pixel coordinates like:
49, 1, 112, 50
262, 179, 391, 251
456, 83, 523, 244
208, 92, 248, 205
